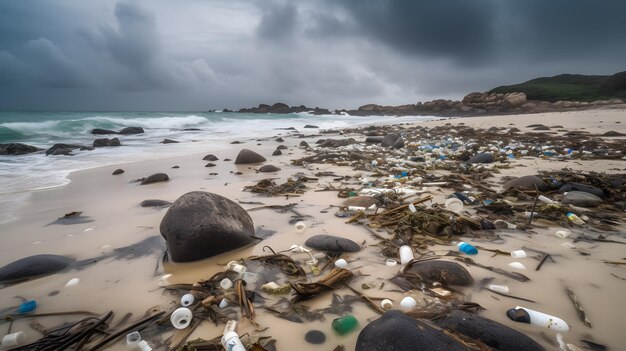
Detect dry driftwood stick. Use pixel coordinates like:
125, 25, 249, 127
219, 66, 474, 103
565, 287, 592, 328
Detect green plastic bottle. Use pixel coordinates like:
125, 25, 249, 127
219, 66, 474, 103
332, 314, 358, 335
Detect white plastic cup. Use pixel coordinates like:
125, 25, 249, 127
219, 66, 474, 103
219, 299, 229, 309
65, 278, 80, 287
181, 294, 194, 307
170, 307, 193, 329
400, 296, 417, 309
408, 203, 417, 213
510, 250, 527, 259
138, 340, 152, 351
488, 284, 510, 294
220, 278, 233, 290
294, 221, 307, 234
229, 264, 246, 275
508, 262, 526, 270
381, 299, 393, 310
334, 258, 348, 269
445, 198, 463, 212
126, 331, 141, 346
1, 332, 24, 349
399, 245, 414, 265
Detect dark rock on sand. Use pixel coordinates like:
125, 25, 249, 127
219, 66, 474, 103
112, 169, 124, 175
303, 125, 319, 128
259, 165, 281, 173
381, 133, 402, 148
342, 196, 377, 209
466, 152, 494, 164
0, 143, 43, 155
562, 191, 603, 207
140, 173, 169, 185
91, 128, 118, 135
275, 137, 284, 142
559, 182, 606, 197
276, 144, 288, 150
503, 175, 549, 192
234, 149, 266, 164
272, 150, 282, 156
205, 163, 216, 167
319, 138, 356, 148
0, 254, 74, 285
356, 311, 468, 351
46, 143, 93, 156
304, 330, 326, 344
602, 130, 625, 136
140, 199, 172, 208
304, 234, 360, 253
404, 260, 473, 286
161, 139, 179, 144
203, 154, 219, 161
93, 138, 121, 147
299, 141, 310, 148
433, 310, 544, 351
160, 191, 255, 262
365, 137, 383, 144
118, 126, 144, 135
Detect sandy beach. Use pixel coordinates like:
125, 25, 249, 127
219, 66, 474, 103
1, 108, 625, 351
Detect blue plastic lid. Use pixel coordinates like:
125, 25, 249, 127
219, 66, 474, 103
18, 300, 37, 314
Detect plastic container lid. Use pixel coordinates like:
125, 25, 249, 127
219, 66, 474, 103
445, 198, 464, 212
170, 307, 193, 329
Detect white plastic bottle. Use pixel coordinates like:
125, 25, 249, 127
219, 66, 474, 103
221, 320, 246, 351
399, 245, 414, 265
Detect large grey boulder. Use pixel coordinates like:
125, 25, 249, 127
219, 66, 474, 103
234, 149, 266, 164
562, 191, 603, 207
160, 191, 255, 262
356, 311, 469, 351
434, 310, 544, 351
404, 260, 473, 286
304, 235, 361, 253
93, 138, 121, 147
381, 133, 404, 148
0, 143, 43, 155
466, 152, 494, 164
140, 173, 169, 185
118, 126, 144, 134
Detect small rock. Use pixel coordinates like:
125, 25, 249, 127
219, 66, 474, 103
112, 169, 124, 175
203, 154, 219, 161
381, 133, 403, 148
299, 141, 310, 148
503, 175, 548, 192
0, 143, 43, 155
205, 163, 216, 167
304, 330, 325, 344
140, 199, 172, 207
93, 138, 121, 147
91, 128, 117, 135
466, 152, 494, 164
140, 173, 169, 185
258, 165, 281, 172
276, 145, 288, 150
365, 137, 383, 144
559, 183, 605, 197
304, 234, 361, 253
161, 139, 179, 144
234, 149, 266, 164
562, 191, 603, 207
275, 137, 284, 142
303, 125, 319, 128
272, 150, 282, 156
118, 127, 144, 135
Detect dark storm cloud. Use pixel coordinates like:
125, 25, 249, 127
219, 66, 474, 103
0, 0, 625, 110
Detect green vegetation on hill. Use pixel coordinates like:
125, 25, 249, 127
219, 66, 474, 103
490, 71, 626, 102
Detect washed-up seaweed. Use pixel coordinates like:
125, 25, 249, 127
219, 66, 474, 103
565, 287, 592, 328
455, 257, 530, 282
249, 247, 306, 276
290, 268, 353, 302
243, 178, 307, 196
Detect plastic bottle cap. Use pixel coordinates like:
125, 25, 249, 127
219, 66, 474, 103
445, 198, 463, 212
219, 298, 229, 309
220, 278, 233, 290
381, 299, 393, 310
181, 294, 195, 307
510, 250, 527, 259
170, 307, 193, 329
400, 296, 417, 309
126, 331, 141, 346
294, 221, 307, 233
508, 262, 526, 270
334, 259, 348, 269
385, 259, 397, 267
65, 278, 80, 287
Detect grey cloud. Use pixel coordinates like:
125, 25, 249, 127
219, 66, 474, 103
256, 1, 298, 41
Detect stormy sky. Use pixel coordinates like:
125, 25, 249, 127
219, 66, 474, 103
0, 0, 625, 111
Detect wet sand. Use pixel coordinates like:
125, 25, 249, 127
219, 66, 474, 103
0, 109, 625, 350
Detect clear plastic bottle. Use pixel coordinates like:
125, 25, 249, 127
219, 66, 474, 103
566, 212, 585, 225
221, 321, 246, 351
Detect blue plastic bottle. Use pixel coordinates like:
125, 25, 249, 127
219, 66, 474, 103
457, 242, 478, 255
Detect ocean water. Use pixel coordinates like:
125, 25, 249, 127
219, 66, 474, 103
0, 111, 438, 223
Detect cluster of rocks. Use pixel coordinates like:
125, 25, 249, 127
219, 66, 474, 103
91, 127, 145, 135
235, 102, 331, 115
